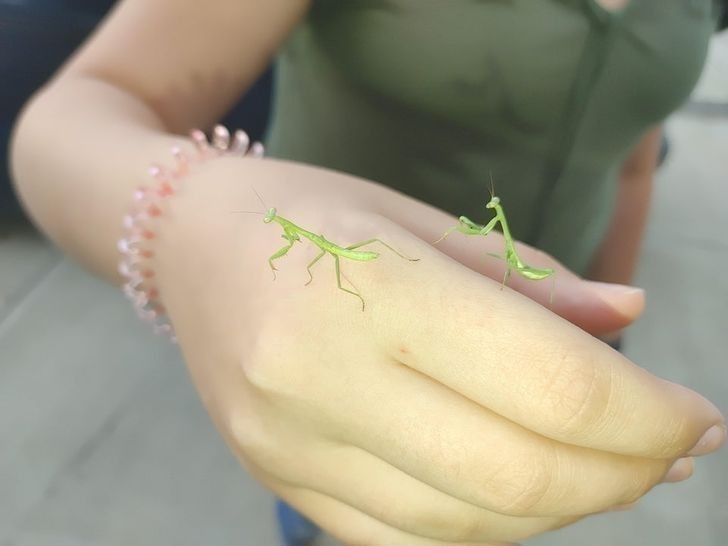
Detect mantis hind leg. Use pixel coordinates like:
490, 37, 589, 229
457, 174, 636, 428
433, 226, 459, 245
548, 271, 556, 306
334, 255, 366, 311
268, 240, 295, 280
346, 238, 419, 262
305, 250, 326, 286
500, 266, 512, 290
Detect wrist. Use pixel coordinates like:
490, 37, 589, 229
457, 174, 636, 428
117, 127, 264, 340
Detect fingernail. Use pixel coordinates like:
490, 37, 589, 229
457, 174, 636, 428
585, 281, 645, 320
688, 423, 727, 456
663, 457, 694, 483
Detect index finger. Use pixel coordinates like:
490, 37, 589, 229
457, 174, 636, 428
367, 246, 724, 459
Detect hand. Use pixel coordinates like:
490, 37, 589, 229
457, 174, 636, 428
154, 157, 725, 545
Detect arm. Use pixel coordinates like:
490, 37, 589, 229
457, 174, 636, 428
586, 126, 662, 285
9, 0, 311, 281
10, 9, 723, 543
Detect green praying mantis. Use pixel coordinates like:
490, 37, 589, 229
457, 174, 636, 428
239, 181, 555, 310
234, 191, 419, 310
435, 184, 556, 303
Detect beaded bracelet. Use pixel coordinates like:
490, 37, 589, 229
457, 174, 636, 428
117, 125, 264, 343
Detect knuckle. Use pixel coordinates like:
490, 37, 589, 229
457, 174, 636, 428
241, 316, 309, 399
538, 350, 612, 438
622, 461, 664, 504
484, 449, 556, 516
225, 408, 276, 465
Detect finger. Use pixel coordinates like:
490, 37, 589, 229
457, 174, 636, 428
267, 480, 519, 546
361, 238, 725, 459
327, 353, 669, 517
246, 435, 578, 541
378, 194, 645, 336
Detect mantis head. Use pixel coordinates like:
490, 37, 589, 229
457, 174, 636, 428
263, 208, 277, 223
485, 196, 500, 209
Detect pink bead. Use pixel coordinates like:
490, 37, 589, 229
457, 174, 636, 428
157, 182, 175, 197
190, 129, 207, 145
122, 214, 135, 230
171, 146, 189, 177
190, 129, 209, 158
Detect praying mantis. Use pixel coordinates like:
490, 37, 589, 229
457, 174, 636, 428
238, 182, 554, 309
435, 185, 556, 303
235, 191, 419, 310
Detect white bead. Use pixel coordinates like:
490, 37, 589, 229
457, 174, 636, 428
118, 260, 132, 277
134, 292, 149, 307
213, 125, 230, 150
232, 130, 250, 154
249, 142, 265, 158
122, 283, 137, 299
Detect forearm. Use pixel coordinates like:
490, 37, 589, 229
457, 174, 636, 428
587, 125, 662, 285
9, 76, 182, 282
9, 77, 379, 288
587, 170, 653, 285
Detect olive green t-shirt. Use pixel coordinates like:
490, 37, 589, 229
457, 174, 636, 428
264, 0, 718, 273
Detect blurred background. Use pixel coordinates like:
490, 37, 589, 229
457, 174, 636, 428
1, 1, 727, 545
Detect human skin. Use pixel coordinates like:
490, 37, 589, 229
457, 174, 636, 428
148, 156, 722, 545
588, 125, 662, 286
9, 0, 726, 544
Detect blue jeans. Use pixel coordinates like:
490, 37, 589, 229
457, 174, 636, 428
276, 500, 321, 546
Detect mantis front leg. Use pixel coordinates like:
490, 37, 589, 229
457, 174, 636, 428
478, 216, 500, 236
434, 216, 498, 244
268, 235, 296, 280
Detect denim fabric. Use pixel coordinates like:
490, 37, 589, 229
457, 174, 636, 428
276, 500, 321, 546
